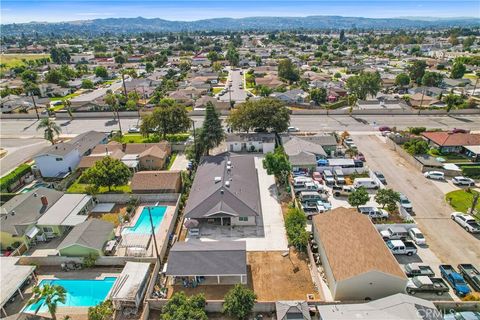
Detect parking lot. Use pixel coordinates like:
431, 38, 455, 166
352, 134, 480, 266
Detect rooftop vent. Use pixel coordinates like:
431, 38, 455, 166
227, 161, 232, 166
214, 176, 222, 183
227, 165, 232, 171
220, 189, 224, 194
225, 181, 230, 187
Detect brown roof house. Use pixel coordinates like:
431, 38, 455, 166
421, 131, 480, 154
312, 207, 407, 301
131, 171, 182, 194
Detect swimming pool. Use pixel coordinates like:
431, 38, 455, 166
122, 206, 166, 235
23, 277, 116, 313
21, 182, 48, 193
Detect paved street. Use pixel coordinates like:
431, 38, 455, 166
218, 69, 247, 102
0, 138, 49, 176
352, 134, 480, 266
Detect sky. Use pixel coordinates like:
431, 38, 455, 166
1, 0, 479, 24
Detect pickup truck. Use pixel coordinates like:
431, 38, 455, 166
386, 240, 417, 256
406, 276, 450, 296
358, 206, 389, 219
458, 264, 480, 292
380, 226, 408, 241
450, 212, 480, 233
404, 263, 435, 278
332, 185, 355, 197
439, 265, 471, 297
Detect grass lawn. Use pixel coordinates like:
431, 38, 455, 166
212, 87, 224, 94
51, 104, 65, 111
121, 133, 189, 144
437, 153, 472, 163
446, 189, 480, 216
167, 152, 177, 170
0, 53, 49, 69
49, 92, 80, 102
67, 180, 131, 194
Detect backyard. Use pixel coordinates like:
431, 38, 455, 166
67, 177, 131, 194
119, 133, 189, 144
446, 189, 480, 216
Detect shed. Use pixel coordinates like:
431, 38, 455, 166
110, 262, 151, 310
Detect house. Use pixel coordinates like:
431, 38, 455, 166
36, 194, 94, 238
34, 131, 108, 178
408, 92, 442, 108
0, 188, 63, 250
226, 133, 276, 154
421, 131, 480, 154
281, 135, 333, 172
131, 171, 182, 194
276, 301, 311, 320
184, 153, 261, 226
271, 89, 309, 104
317, 294, 441, 320
194, 96, 230, 111
312, 207, 408, 301
166, 241, 247, 285
57, 219, 114, 257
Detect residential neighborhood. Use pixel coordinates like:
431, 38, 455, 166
1, 5, 480, 320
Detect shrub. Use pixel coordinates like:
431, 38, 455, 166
83, 253, 98, 268
285, 207, 308, 251
461, 165, 480, 179
408, 127, 426, 135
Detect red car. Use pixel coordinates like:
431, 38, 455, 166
312, 172, 323, 183
378, 126, 391, 132
452, 128, 469, 134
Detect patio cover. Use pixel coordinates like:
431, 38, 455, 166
25, 226, 40, 239
37, 194, 91, 226
0, 257, 36, 310
92, 203, 116, 213
110, 262, 150, 305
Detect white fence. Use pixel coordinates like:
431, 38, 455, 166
96, 193, 180, 204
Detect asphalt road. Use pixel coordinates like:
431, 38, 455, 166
1, 114, 479, 138
352, 134, 480, 266
218, 69, 247, 102
0, 138, 49, 176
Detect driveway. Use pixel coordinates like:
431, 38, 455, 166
352, 134, 480, 266
169, 153, 188, 171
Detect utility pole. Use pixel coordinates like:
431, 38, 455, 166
31, 94, 39, 120
121, 72, 128, 96
418, 88, 425, 115
147, 206, 161, 266
191, 119, 197, 164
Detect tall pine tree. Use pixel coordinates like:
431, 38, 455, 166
200, 102, 224, 155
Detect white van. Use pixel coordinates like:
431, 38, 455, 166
353, 178, 379, 189
322, 170, 335, 185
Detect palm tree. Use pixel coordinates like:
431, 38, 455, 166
27, 284, 66, 320
37, 118, 61, 145
104, 92, 122, 133
62, 99, 73, 121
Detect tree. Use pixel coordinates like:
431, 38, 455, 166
145, 62, 154, 73
161, 292, 207, 320
50, 48, 70, 64
346, 71, 381, 100
45, 69, 64, 84
63, 99, 73, 120
375, 188, 400, 212
94, 66, 108, 79
348, 187, 370, 209
27, 284, 66, 320
263, 147, 291, 185
21, 70, 38, 83
403, 139, 429, 155
450, 62, 466, 79
82, 156, 131, 191
255, 84, 273, 97
395, 73, 410, 87
81, 79, 94, 89
226, 45, 239, 67
207, 50, 220, 62
444, 93, 464, 112
199, 102, 224, 155
278, 58, 300, 84
223, 284, 257, 320
284, 207, 309, 251
421, 71, 443, 87
37, 118, 61, 145
88, 300, 113, 320
104, 92, 121, 131
309, 88, 327, 105
148, 102, 191, 138
408, 60, 427, 84
227, 98, 290, 133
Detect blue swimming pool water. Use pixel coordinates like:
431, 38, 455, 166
23, 277, 117, 313
122, 206, 166, 234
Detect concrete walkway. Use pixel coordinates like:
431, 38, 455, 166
169, 153, 188, 171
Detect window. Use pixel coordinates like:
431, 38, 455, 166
239, 217, 248, 222
55, 158, 62, 161
42, 227, 54, 233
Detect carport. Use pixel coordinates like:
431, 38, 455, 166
0, 257, 36, 317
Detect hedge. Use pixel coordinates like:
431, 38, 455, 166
0, 164, 32, 192
460, 165, 480, 179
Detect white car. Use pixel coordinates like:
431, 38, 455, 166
408, 227, 426, 245
452, 176, 475, 186
287, 126, 300, 132
399, 194, 413, 213
451, 212, 480, 233
423, 171, 445, 180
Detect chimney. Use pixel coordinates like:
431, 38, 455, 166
122, 143, 127, 151
40, 196, 48, 207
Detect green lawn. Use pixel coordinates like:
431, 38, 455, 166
438, 153, 472, 163
212, 87, 224, 94
446, 189, 480, 215
120, 133, 190, 144
67, 181, 131, 194
0, 53, 49, 69
166, 152, 177, 170
49, 92, 80, 102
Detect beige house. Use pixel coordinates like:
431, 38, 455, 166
312, 208, 408, 301
131, 171, 182, 194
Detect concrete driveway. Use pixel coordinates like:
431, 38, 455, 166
352, 134, 480, 266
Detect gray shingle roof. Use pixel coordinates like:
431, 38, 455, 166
282, 136, 327, 158
226, 133, 276, 143
166, 241, 247, 276
184, 153, 261, 219
57, 219, 113, 251
276, 301, 311, 320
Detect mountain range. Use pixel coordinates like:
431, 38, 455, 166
2, 16, 479, 36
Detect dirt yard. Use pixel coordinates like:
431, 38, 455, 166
248, 251, 318, 301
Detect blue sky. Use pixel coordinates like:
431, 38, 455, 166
1, 0, 479, 24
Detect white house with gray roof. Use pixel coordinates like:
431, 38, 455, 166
184, 153, 261, 226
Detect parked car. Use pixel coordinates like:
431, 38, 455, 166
424, 171, 445, 180
294, 181, 325, 194
399, 194, 413, 213
406, 276, 449, 296
379, 126, 392, 132
451, 212, 480, 233
128, 126, 141, 133
333, 169, 345, 185
358, 206, 389, 219
312, 172, 323, 183
356, 153, 366, 162
439, 264, 471, 297
408, 227, 426, 245
458, 264, 480, 292
452, 176, 475, 186
287, 126, 300, 132
404, 263, 435, 278
452, 128, 469, 134
299, 191, 325, 203
386, 240, 418, 256
374, 171, 387, 184
353, 178, 379, 189
332, 185, 355, 197
381, 226, 409, 240
444, 312, 480, 320
322, 170, 336, 186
